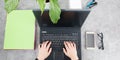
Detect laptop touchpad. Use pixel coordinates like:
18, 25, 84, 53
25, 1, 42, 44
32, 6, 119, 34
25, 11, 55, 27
53, 52, 64, 60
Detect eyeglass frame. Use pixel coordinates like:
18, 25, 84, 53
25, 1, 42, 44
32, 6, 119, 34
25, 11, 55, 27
97, 32, 104, 50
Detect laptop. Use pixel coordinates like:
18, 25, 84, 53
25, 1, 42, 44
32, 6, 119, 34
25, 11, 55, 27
33, 10, 90, 60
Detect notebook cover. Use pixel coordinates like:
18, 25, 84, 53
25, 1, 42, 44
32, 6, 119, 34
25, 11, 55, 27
4, 10, 35, 49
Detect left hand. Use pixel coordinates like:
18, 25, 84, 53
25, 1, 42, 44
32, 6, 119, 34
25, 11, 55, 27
37, 41, 52, 60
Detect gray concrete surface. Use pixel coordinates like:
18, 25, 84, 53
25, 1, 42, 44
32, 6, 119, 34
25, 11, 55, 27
0, 0, 120, 60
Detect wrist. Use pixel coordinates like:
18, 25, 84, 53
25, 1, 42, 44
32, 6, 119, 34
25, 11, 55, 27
37, 57, 45, 60
71, 56, 79, 60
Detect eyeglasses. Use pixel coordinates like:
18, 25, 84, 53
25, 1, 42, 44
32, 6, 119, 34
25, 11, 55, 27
97, 33, 104, 50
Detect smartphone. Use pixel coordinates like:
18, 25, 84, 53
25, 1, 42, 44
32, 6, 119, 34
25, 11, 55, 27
86, 32, 95, 49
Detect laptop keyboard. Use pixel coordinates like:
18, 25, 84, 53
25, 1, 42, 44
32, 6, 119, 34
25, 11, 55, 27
41, 32, 79, 51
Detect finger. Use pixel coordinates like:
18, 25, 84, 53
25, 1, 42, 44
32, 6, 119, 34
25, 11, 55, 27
66, 41, 71, 48
38, 44, 41, 49
69, 41, 74, 47
48, 48, 52, 55
41, 42, 45, 47
43, 41, 49, 48
46, 41, 52, 50
63, 48, 67, 55
64, 41, 69, 49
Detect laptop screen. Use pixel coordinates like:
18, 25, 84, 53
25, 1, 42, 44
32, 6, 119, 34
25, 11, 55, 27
33, 10, 90, 27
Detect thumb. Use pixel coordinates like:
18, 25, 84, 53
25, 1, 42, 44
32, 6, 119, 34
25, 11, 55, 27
63, 48, 67, 55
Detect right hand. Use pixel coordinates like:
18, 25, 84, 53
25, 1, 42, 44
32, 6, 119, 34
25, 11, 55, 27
63, 41, 79, 60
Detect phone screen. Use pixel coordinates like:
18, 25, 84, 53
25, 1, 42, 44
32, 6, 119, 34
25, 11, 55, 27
86, 33, 95, 49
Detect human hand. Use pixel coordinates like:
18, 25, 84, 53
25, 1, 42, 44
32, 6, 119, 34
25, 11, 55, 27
37, 41, 52, 60
63, 41, 79, 60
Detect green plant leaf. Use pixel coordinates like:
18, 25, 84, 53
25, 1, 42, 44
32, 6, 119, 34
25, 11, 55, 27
37, 0, 46, 15
49, 0, 61, 24
5, 0, 19, 13
5, 0, 8, 2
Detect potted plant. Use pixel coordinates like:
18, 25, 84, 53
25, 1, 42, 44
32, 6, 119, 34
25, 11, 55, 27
4, 0, 61, 24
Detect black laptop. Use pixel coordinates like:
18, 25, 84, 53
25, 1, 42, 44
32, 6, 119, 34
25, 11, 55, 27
33, 10, 90, 60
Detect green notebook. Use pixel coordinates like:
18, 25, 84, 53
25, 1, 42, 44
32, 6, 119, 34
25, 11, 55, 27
4, 10, 35, 49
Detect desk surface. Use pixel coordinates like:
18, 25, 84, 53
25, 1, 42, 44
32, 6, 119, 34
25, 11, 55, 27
0, 0, 120, 60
